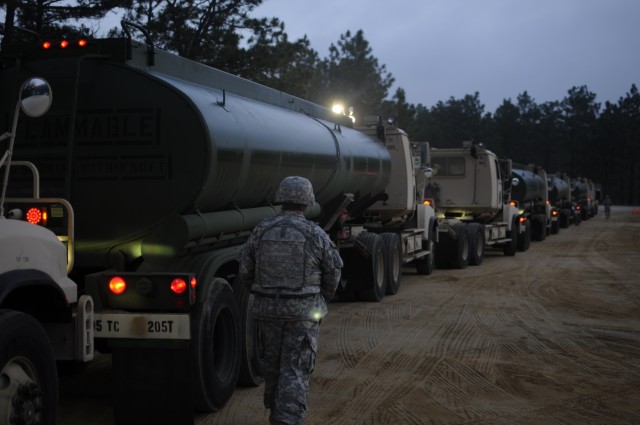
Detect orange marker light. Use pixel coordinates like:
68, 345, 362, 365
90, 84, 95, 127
78, 39, 88, 47
42, 41, 52, 50
171, 278, 187, 294
109, 276, 127, 295
26, 207, 42, 225
190, 277, 197, 289
60, 40, 69, 49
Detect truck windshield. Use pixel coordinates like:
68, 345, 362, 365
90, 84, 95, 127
431, 156, 465, 177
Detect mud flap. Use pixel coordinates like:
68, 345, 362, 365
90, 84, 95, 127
111, 339, 193, 425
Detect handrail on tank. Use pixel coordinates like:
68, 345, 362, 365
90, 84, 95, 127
121, 20, 155, 66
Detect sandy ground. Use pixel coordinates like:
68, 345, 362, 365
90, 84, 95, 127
60, 206, 640, 424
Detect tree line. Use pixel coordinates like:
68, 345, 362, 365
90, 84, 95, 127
2, 0, 638, 204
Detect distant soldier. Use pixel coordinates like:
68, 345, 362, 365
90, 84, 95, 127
604, 195, 612, 219
239, 176, 343, 425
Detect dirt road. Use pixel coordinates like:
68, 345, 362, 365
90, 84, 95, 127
60, 206, 640, 424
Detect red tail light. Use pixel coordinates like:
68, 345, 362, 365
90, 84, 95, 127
170, 278, 187, 294
26, 207, 42, 225
109, 276, 127, 295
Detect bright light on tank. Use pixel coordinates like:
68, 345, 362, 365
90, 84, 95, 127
310, 309, 324, 321
332, 103, 345, 114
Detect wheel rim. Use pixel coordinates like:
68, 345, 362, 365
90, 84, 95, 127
0, 357, 42, 425
474, 232, 483, 257
462, 236, 469, 261
375, 249, 385, 291
428, 238, 435, 269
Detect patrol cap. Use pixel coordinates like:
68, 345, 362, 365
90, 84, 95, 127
275, 176, 315, 206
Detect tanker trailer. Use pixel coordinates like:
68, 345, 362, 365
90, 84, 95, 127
0, 26, 434, 421
511, 164, 553, 240
548, 173, 575, 228
572, 177, 592, 220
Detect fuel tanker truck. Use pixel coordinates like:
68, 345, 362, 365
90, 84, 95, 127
548, 172, 579, 228
511, 163, 554, 240
0, 25, 436, 423
572, 177, 598, 220
425, 140, 522, 269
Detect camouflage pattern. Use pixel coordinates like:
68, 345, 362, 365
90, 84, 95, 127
258, 319, 319, 425
275, 176, 315, 206
238, 177, 342, 424
240, 212, 343, 315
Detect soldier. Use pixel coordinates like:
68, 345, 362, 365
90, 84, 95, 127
604, 195, 612, 219
239, 176, 343, 425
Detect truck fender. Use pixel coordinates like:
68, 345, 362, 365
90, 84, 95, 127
428, 216, 438, 243
0, 269, 69, 312
503, 204, 519, 231
417, 203, 436, 240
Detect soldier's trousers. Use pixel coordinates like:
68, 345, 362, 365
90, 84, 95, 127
257, 318, 319, 425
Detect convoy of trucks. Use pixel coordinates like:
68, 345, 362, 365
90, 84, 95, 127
0, 30, 599, 424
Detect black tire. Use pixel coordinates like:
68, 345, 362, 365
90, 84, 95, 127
449, 223, 469, 269
517, 219, 531, 252
415, 227, 435, 275
233, 278, 264, 387
356, 233, 386, 302
550, 219, 560, 235
381, 233, 403, 295
503, 217, 518, 256
559, 209, 570, 228
434, 231, 450, 269
192, 278, 241, 412
0, 310, 58, 425
532, 215, 546, 241
467, 223, 485, 266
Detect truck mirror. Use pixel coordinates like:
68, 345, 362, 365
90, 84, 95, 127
424, 167, 433, 178
20, 77, 52, 118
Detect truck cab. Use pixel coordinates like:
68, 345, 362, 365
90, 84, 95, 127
1, 77, 94, 425
426, 141, 521, 268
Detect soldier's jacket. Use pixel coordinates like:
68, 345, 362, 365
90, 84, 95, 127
239, 211, 343, 321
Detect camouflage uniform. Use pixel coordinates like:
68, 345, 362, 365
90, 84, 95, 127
239, 176, 343, 425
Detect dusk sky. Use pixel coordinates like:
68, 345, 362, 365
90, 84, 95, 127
249, 0, 640, 113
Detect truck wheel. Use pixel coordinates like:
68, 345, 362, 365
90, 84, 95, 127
415, 228, 435, 275
381, 233, 402, 295
0, 310, 58, 425
450, 223, 469, 269
517, 220, 531, 252
233, 278, 264, 387
559, 210, 570, 228
503, 218, 518, 256
434, 231, 451, 269
192, 278, 241, 412
467, 223, 485, 266
532, 215, 546, 241
356, 233, 386, 302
